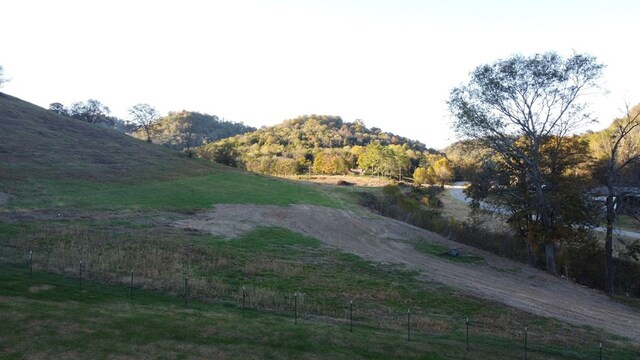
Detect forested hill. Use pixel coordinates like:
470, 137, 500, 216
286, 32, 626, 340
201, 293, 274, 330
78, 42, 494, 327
200, 114, 439, 177
131, 110, 256, 152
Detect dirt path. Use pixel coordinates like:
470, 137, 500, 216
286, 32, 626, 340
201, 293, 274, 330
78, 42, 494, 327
174, 204, 640, 342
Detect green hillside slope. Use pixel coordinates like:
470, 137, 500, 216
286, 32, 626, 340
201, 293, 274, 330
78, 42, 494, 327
0, 93, 336, 211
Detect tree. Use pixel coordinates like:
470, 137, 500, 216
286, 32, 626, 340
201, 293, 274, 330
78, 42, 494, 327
389, 144, 411, 181
449, 52, 604, 274
445, 140, 494, 180
413, 167, 429, 186
0, 65, 8, 88
202, 139, 240, 166
69, 99, 113, 125
49, 102, 69, 116
358, 143, 385, 176
432, 157, 455, 187
128, 103, 159, 143
179, 117, 197, 158
313, 150, 349, 175
592, 103, 640, 295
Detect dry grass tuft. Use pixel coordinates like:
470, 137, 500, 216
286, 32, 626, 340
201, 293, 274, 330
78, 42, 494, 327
28, 284, 54, 293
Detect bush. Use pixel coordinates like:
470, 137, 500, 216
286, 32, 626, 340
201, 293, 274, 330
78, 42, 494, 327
613, 258, 640, 297
559, 235, 604, 289
358, 186, 447, 233
559, 235, 640, 297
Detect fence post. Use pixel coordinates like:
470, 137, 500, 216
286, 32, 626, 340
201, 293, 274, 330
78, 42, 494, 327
184, 277, 188, 307
407, 309, 411, 342
29, 250, 33, 280
129, 269, 134, 298
466, 317, 469, 351
350, 300, 353, 333
599, 342, 602, 360
79, 260, 83, 289
294, 292, 298, 324
524, 327, 528, 360
242, 286, 245, 318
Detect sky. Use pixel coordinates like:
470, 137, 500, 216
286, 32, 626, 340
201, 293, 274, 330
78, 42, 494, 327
2, 0, 640, 149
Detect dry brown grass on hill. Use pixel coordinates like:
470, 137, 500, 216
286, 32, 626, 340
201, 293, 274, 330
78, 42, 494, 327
0, 92, 213, 183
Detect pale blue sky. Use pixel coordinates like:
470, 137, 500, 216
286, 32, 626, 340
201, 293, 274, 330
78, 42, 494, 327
2, 0, 639, 148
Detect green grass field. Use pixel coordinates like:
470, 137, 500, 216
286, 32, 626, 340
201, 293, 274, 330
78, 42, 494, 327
2, 220, 639, 359
2, 245, 638, 359
6, 171, 339, 211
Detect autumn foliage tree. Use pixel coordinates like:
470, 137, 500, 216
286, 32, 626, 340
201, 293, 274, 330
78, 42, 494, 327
413, 167, 437, 186
313, 150, 350, 175
432, 157, 455, 187
449, 52, 604, 274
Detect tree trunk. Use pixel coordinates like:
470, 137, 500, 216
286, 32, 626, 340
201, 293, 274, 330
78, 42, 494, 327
145, 127, 152, 143
544, 243, 557, 275
529, 160, 558, 275
605, 193, 615, 295
605, 224, 614, 295
532, 169, 558, 275
526, 242, 536, 267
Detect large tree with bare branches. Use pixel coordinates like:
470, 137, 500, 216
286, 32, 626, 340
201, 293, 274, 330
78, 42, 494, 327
449, 52, 604, 274
128, 103, 159, 143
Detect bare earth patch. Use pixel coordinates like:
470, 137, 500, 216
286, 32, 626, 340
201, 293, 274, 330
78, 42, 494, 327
282, 174, 395, 187
174, 204, 640, 342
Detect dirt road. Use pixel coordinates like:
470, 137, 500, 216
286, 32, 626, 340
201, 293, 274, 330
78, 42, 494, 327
175, 204, 640, 342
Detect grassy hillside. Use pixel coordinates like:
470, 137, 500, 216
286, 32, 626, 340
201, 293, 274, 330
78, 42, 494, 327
0, 93, 338, 211
0, 93, 211, 183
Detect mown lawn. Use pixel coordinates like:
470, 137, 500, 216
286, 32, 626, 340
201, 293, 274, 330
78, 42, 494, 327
5, 170, 339, 211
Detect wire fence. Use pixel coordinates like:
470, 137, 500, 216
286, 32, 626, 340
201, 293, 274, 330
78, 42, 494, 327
0, 244, 615, 359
